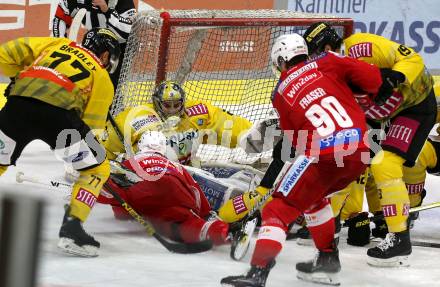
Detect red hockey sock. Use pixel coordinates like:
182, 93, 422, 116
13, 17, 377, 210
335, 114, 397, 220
251, 226, 286, 267
305, 200, 335, 251
308, 218, 335, 250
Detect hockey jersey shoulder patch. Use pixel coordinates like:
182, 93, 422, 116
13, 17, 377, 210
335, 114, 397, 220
186, 103, 209, 117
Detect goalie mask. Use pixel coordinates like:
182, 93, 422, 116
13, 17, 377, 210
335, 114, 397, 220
137, 131, 167, 156
82, 27, 121, 74
152, 81, 186, 120
303, 22, 343, 56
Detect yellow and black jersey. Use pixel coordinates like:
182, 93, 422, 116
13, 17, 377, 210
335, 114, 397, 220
344, 33, 433, 117
0, 37, 113, 130
104, 99, 252, 164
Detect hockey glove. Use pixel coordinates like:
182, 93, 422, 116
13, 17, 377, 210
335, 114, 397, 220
200, 218, 229, 245
374, 68, 405, 105
346, 212, 371, 246
4, 77, 15, 98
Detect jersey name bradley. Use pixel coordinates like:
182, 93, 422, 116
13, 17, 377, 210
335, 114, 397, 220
59, 44, 98, 71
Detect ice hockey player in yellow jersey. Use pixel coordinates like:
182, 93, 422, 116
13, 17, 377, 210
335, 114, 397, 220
303, 22, 436, 267
0, 28, 120, 257
103, 80, 252, 165
338, 97, 440, 244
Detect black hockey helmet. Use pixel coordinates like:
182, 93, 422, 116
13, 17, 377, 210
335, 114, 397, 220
303, 22, 343, 55
82, 27, 121, 74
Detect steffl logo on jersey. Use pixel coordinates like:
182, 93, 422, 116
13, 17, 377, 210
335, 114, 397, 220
348, 42, 373, 58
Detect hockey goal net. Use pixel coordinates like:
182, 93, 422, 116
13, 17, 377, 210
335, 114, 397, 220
112, 10, 353, 164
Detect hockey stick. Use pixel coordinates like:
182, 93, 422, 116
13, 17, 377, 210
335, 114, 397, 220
230, 160, 295, 260
341, 201, 440, 228
68, 8, 87, 41
17, 170, 213, 253
102, 181, 213, 254
16, 172, 72, 192
412, 240, 440, 249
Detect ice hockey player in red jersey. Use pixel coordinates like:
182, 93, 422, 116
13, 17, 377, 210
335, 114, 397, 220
98, 130, 230, 246
221, 33, 382, 286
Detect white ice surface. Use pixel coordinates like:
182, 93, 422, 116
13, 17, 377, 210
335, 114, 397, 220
1, 140, 440, 287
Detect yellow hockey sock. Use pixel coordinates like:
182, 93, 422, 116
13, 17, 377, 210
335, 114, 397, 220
69, 160, 110, 222
371, 150, 409, 233
0, 165, 8, 176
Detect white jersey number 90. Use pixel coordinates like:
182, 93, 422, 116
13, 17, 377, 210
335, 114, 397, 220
305, 96, 353, 137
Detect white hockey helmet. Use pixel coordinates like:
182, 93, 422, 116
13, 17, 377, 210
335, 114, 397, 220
271, 33, 308, 74
137, 130, 167, 156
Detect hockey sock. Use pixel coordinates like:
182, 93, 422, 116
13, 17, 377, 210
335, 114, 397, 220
371, 150, 409, 233
70, 160, 110, 221
378, 180, 410, 232
0, 165, 8, 176
304, 199, 335, 251
251, 227, 286, 267
250, 198, 300, 267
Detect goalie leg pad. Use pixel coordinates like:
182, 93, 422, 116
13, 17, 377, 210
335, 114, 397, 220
191, 173, 232, 211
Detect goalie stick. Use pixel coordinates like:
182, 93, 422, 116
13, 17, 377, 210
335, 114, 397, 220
68, 8, 87, 41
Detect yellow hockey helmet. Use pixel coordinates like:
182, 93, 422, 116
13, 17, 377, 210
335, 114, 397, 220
152, 81, 186, 119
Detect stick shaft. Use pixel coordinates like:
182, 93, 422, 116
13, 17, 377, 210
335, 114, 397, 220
68, 8, 87, 41
16, 172, 72, 191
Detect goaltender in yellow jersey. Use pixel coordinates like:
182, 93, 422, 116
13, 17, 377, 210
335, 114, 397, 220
104, 80, 252, 165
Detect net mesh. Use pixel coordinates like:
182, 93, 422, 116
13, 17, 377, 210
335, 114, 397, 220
112, 10, 352, 164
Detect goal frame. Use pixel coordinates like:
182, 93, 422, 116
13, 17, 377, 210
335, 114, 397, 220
155, 11, 353, 86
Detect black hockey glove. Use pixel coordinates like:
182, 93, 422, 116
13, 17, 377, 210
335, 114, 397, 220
4, 77, 15, 98
374, 68, 405, 106
346, 212, 371, 246
109, 173, 135, 188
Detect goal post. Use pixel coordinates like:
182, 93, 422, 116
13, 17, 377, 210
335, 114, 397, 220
112, 10, 353, 163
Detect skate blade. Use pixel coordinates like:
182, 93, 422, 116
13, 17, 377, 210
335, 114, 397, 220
297, 271, 340, 286
367, 255, 410, 267
57, 238, 99, 258
296, 237, 314, 246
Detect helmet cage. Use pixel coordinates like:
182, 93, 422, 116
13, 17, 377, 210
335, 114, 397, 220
152, 81, 186, 119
